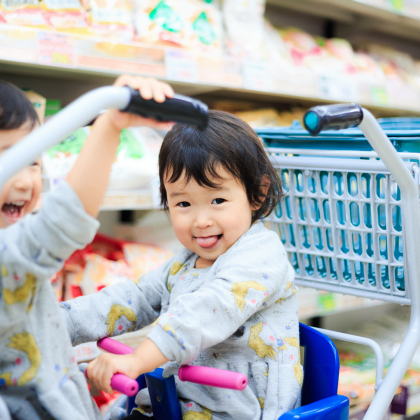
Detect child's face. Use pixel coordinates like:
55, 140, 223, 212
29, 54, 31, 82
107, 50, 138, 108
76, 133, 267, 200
0, 125, 42, 228
165, 167, 256, 268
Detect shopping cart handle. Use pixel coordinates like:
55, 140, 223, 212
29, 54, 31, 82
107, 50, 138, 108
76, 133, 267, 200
122, 88, 208, 129
178, 365, 248, 391
303, 103, 363, 136
97, 337, 134, 355
82, 364, 139, 396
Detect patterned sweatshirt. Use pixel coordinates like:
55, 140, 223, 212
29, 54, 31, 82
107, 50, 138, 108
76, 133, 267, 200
0, 181, 100, 420
61, 222, 302, 420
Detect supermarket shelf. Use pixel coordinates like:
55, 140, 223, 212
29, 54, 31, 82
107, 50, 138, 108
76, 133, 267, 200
267, 0, 420, 42
1, 24, 420, 116
297, 287, 386, 319
100, 190, 154, 211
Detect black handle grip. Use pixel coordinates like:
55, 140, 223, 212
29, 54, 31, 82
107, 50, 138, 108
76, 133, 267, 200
122, 88, 208, 129
303, 103, 363, 136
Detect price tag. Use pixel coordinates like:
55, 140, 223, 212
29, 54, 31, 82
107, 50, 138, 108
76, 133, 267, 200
37, 31, 75, 66
316, 292, 336, 313
165, 49, 197, 82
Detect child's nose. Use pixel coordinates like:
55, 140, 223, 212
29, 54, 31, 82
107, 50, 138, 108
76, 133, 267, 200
12, 168, 33, 192
194, 211, 214, 229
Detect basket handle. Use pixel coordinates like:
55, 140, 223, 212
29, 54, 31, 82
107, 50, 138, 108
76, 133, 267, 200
303, 103, 363, 135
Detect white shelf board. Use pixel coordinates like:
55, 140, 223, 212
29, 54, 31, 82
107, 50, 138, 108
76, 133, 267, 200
267, 0, 420, 42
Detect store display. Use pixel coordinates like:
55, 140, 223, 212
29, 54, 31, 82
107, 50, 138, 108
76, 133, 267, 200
334, 307, 420, 418
58, 233, 173, 300
133, 0, 222, 52
42, 125, 163, 190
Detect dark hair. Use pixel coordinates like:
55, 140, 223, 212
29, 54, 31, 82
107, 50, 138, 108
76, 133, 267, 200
0, 81, 39, 130
159, 110, 283, 223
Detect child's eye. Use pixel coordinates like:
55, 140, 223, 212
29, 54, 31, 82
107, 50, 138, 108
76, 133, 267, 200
212, 198, 226, 205
32, 162, 40, 166
177, 201, 190, 208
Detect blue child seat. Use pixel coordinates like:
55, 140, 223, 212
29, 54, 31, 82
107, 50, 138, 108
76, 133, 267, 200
280, 324, 349, 419
109, 324, 350, 420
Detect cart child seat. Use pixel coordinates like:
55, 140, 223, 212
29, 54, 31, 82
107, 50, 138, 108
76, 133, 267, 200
102, 323, 349, 420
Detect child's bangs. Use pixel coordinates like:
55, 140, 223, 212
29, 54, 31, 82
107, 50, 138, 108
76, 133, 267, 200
163, 144, 240, 190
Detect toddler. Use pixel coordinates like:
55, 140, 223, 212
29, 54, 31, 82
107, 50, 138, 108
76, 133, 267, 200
61, 111, 302, 420
0, 76, 174, 420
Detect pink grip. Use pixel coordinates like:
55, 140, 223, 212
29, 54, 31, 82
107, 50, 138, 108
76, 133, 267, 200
110, 374, 139, 396
84, 368, 139, 396
84, 338, 138, 396
97, 338, 134, 355
178, 365, 248, 391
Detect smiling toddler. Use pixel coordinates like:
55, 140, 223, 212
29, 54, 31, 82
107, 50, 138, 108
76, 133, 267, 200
61, 110, 302, 420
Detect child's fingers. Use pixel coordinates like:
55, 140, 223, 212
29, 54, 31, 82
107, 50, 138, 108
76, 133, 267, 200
87, 356, 114, 394
114, 75, 173, 102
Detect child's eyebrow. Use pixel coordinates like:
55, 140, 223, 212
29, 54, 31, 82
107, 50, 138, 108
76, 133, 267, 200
170, 185, 229, 198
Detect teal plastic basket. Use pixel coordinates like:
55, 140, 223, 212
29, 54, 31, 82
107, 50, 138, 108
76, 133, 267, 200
258, 118, 416, 302
256, 118, 420, 153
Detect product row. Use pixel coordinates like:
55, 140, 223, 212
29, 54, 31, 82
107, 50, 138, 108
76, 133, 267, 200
2, 0, 420, 110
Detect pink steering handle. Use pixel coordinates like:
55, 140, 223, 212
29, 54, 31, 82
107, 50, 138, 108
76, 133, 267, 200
84, 367, 139, 396
178, 365, 248, 391
97, 337, 134, 355
97, 338, 248, 391
86, 338, 138, 396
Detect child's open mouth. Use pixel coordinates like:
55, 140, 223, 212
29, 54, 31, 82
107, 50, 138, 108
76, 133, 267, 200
1, 201, 25, 222
195, 234, 222, 249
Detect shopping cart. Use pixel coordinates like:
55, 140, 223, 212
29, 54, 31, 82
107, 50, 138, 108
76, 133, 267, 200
0, 91, 413, 420
256, 103, 420, 420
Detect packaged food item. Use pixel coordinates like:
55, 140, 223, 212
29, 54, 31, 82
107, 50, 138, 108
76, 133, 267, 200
58, 233, 173, 300
222, 0, 266, 59
123, 242, 173, 279
186, 0, 222, 54
133, 0, 189, 47
0, 0, 49, 29
42, 0, 90, 34
42, 126, 161, 191
80, 253, 133, 295
88, 0, 135, 41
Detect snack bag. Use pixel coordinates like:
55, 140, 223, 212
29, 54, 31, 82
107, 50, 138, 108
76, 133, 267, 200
186, 0, 222, 54
43, 126, 159, 191
133, 0, 189, 47
80, 254, 133, 295
222, 0, 266, 59
42, 0, 90, 34
0, 0, 49, 29
88, 0, 135, 41
123, 243, 173, 279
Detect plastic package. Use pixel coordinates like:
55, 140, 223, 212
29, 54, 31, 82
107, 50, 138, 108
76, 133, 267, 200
88, 0, 135, 41
222, 0, 266, 59
42, 0, 90, 34
0, 0, 49, 29
42, 126, 162, 191
123, 242, 173, 279
133, 0, 222, 52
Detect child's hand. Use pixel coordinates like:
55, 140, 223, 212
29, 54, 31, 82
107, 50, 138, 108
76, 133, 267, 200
103, 74, 175, 132
86, 353, 139, 394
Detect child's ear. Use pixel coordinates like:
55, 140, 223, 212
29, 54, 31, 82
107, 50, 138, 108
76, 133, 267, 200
252, 175, 270, 211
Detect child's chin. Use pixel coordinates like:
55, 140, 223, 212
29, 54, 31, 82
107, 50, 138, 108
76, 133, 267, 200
0, 212, 22, 228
